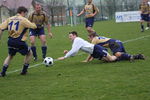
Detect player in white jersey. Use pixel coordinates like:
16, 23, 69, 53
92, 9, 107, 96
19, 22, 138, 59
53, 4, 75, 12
57, 31, 117, 62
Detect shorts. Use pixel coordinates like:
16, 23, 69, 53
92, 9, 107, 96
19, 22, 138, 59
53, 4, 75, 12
85, 17, 94, 28
141, 14, 150, 21
109, 40, 126, 55
91, 45, 108, 60
29, 27, 45, 36
8, 38, 30, 56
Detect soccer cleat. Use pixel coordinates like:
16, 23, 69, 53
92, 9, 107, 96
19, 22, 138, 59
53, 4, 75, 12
0, 72, 6, 77
145, 27, 149, 30
20, 71, 27, 75
33, 57, 38, 61
133, 54, 145, 60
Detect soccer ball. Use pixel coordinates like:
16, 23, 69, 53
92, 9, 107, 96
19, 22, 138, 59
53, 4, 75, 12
43, 57, 54, 66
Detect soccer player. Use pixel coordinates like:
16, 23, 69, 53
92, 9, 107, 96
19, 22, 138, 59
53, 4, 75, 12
139, 0, 150, 32
0, 6, 37, 77
57, 31, 117, 62
77, 0, 99, 34
28, 3, 53, 61
84, 32, 145, 62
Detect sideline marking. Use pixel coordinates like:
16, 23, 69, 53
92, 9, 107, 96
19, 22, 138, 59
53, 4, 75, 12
7, 35, 150, 74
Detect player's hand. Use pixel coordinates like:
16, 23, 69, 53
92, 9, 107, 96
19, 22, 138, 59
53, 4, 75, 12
48, 32, 53, 38
57, 57, 65, 60
77, 14, 80, 17
64, 50, 68, 54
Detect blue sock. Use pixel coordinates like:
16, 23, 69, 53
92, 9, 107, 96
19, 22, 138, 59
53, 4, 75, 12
31, 46, 37, 58
42, 46, 47, 58
1, 64, 8, 74
118, 53, 131, 61
22, 64, 29, 73
141, 24, 144, 30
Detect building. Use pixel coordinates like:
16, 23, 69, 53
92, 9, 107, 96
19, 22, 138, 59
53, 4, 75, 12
0, 0, 34, 22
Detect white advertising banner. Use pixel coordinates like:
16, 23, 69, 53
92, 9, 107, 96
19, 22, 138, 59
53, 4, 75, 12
115, 11, 141, 23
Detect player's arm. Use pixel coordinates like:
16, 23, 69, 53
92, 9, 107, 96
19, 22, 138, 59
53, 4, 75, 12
0, 19, 9, 39
58, 39, 82, 60
22, 18, 37, 29
91, 5, 99, 17
44, 14, 53, 38
77, 8, 85, 17
82, 55, 94, 62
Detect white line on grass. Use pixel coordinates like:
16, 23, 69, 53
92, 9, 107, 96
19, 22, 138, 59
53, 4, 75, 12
7, 34, 150, 74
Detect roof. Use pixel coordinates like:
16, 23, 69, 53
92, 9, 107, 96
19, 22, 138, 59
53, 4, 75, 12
0, 0, 33, 10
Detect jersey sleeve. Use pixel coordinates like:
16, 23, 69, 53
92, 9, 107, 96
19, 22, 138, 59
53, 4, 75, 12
91, 38, 97, 44
28, 13, 33, 22
93, 4, 99, 12
64, 39, 83, 58
0, 19, 9, 30
22, 18, 37, 29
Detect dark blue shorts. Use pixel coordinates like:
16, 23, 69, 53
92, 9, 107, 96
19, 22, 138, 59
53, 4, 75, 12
85, 17, 94, 28
91, 45, 108, 60
29, 27, 45, 36
141, 14, 150, 21
7, 38, 30, 56
109, 41, 126, 55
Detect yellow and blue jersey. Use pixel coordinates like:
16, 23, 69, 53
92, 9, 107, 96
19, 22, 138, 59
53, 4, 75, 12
28, 11, 49, 28
139, 2, 149, 14
0, 14, 37, 41
91, 36, 111, 47
91, 36, 126, 54
84, 3, 99, 18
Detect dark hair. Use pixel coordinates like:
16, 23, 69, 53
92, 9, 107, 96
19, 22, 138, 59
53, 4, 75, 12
69, 31, 78, 36
17, 6, 28, 14
88, 31, 98, 37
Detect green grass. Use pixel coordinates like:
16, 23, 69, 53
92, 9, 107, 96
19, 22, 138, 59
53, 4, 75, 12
0, 20, 150, 100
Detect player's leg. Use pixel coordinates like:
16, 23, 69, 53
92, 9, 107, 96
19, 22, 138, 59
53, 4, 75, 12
145, 14, 150, 30
140, 14, 145, 32
30, 35, 37, 61
39, 34, 47, 59
20, 43, 32, 75
0, 55, 14, 77
85, 17, 95, 34
20, 50, 32, 75
102, 53, 117, 62
86, 27, 95, 34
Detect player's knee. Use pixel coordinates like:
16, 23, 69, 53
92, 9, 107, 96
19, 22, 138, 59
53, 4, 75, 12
108, 56, 117, 62
115, 52, 122, 57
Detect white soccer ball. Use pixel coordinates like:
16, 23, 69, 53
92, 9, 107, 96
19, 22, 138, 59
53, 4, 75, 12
43, 57, 54, 66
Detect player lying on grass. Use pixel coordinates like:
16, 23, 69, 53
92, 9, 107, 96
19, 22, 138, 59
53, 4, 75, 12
0, 6, 37, 77
57, 31, 117, 62
83, 32, 145, 62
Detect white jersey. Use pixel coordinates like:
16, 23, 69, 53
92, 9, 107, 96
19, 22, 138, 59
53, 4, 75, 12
64, 37, 94, 58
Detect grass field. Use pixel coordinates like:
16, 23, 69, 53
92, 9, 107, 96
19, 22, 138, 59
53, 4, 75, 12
0, 21, 150, 100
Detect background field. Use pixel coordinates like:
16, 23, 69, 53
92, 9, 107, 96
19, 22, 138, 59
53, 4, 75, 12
0, 21, 150, 100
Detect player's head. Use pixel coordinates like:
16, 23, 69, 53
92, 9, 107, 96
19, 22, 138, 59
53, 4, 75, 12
69, 31, 78, 41
17, 6, 28, 17
35, 3, 42, 12
88, 31, 98, 41
87, 0, 93, 4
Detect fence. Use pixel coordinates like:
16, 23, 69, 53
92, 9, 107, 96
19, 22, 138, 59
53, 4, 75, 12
0, 0, 142, 26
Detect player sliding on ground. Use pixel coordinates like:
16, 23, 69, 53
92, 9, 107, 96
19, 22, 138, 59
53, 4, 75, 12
57, 31, 117, 62
83, 31, 145, 62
